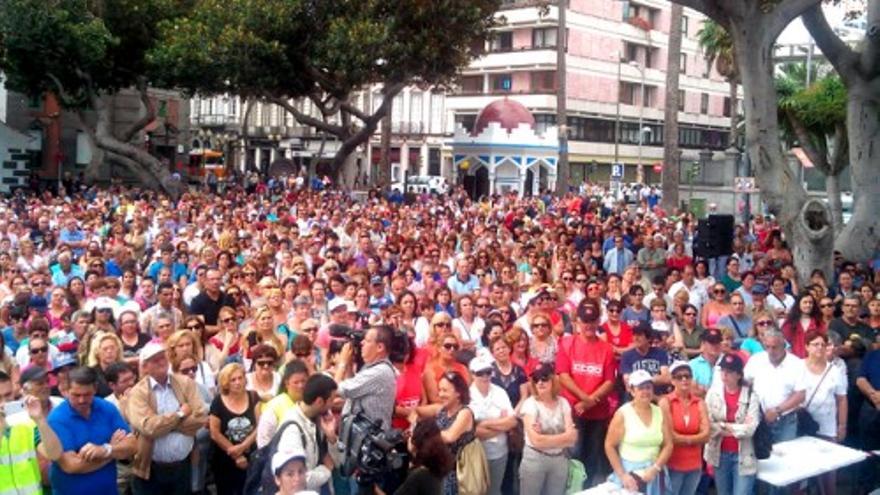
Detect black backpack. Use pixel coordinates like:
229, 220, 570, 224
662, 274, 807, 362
243, 420, 307, 494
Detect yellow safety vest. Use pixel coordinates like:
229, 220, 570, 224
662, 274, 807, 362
0, 424, 41, 495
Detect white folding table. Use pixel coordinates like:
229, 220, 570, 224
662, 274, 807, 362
757, 436, 869, 487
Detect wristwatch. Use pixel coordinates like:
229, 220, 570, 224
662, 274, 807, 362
176, 410, 186, 420
103, 443, 113, 457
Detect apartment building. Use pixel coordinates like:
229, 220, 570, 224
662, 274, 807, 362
447, 0, 737, 185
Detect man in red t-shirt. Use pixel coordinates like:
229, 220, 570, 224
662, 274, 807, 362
557, 299, 616, 486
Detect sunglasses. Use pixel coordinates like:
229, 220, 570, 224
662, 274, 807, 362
256, 360, 275, 368
473, 369, 492, 377
179, 366, 198, 374
294, 352, 312, 359
575, 279, 588, 283
562, 277, 573, 281
714, 289, 726, 294
533, 374, 552, 383
532, 322, 550, 328
755, 320, 773, 327
243, 272, 256, 277
434, 322, 451, 328
30, 346, 48, 354
672, 374, 692, 381
607, 309, 620, 314
221, 317, 236, 324
443, 343, 460, 351
684, 312, 697, 317
186, 324, 203, 330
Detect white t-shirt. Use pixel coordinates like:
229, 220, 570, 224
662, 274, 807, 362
766, 292, 796, 318
518, 396, 571, 455
469, 383, 514, 460
796, 361, 847, 438
744, 351, 806, 411
453, 317, 485, 349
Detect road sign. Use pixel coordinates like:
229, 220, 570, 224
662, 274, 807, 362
735, 177, 757, 193
611, 162, 624, 179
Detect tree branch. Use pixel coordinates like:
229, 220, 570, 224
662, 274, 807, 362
786, 109, 829, 174
270, 97, 346, 136
770, 0, 823, 41
862, 0, 880, 79
119, 77, 156, 143
801, 4, 859, 83
829, 122, 848, 175
340, 101, 370, 123
46, 73, 76, 105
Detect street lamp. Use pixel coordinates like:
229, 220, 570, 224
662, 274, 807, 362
629, 60, 647, 184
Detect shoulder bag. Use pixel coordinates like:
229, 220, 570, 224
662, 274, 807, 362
796, 364, 831, 437
747, 386, 773, 460
456, 407, 489, 495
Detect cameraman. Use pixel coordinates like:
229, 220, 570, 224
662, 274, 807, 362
333, 325, 397, 431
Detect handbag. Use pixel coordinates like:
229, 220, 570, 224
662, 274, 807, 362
748, 386, 773, 460
566, 458, 588, 494
507, 417, 524, 453
796, 364, 831, 437
457, 439, 489, 495
456, 408, 489, 495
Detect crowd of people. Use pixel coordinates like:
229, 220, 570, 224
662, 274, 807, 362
0, 179, 879, 495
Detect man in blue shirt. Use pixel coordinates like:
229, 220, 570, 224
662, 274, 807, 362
620, 321, 671, 396
447, 258, 479, 297
147, 244, 176, 281
49, 367, 136, 495
688, 328, 723, 394
58, 218, 87, 259
856, 349, 880, 492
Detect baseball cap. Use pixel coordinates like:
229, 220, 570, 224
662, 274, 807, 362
530, 362, 555, 381
632, 320, 654, 336
370, 275, 384, 286
139, 341, 166, 364
669, 361, 691, 375
51, 356, 78, 373
576, 299, 601, 323
751, 284, 768, 295
328, 298, 354, 313
468, 352, 495, 374
718, 353, 744, 374
701, 328, 723, 344
629, 369, 653, 388
271, 448, 306, 475
20, 366, 48, 386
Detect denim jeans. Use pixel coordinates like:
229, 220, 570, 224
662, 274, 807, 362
608, 458, 663, 495
766, 413, 798, 495
714, 451, 755, 495
667, 468, 702, 495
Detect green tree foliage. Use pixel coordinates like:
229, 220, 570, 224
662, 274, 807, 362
150, 0, 500, 178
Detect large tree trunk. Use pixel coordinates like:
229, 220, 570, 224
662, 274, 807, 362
379, 98, 393, 187
802, 2, 880, 262
825, 173, 844, 230
728, 78, 739, 146
90, 93, 184, 198
732, 19, 833, 282
661, 3, 683, 213
835, 81, 880, 260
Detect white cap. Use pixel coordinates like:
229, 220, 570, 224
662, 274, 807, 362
93, 296, 118, 312
328, 298, 355, 313
139, 341, 166, 364
271, 447, 306, 475
629, 369, 653, 388
669, 361, 691, 375
469, 352, 495, 374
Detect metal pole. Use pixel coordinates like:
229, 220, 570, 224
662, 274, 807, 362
555, 0, 568, 195
805, 41, 814, 87
636, 63, 645, 184
614, 53, 622, 166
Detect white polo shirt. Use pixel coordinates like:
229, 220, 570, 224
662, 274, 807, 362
744, 351, 805, 411
469, 382, 514, 460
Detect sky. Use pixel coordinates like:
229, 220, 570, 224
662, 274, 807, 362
778, 1, 865, 45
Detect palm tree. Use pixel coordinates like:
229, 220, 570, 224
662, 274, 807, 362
696, 20, 739, 147
661, 3, 683, 212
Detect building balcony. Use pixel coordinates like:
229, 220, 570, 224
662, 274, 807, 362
193, 114, 238, 127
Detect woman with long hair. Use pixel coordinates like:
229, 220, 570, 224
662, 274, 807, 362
167, 329, 216, 393
377, 419, 455, 495
241, 306, 286, 364
659, 362, 710, 495
65, 276, 86, 312
207, 306, 241, 370
209, 363, 260, 495
255, 359, 309, 448
701, 283, 732, 330
781, 292, 821, 358
415, 371, 476, 495
601, 299, 634, 356
423, 334, 469, 403
518, 363, 577, 495
452, 295, 484, 352
398, 290, 419, 331
87, 331, 124, 397
606, 369, 673, 495
705, 354, 760, 495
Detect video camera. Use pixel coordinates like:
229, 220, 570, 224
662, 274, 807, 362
338, 413, 405, 489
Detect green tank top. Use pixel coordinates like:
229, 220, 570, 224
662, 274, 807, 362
619, 402, 664, 463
